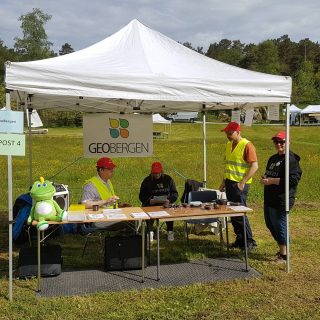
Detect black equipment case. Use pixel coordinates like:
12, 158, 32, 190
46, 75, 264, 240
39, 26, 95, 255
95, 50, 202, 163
18, 245, 62, 278
105, 235, 147, 271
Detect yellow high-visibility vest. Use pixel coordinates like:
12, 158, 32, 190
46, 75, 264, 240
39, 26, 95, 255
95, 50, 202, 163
84, 176, 117, 208
224, 138, 252, 184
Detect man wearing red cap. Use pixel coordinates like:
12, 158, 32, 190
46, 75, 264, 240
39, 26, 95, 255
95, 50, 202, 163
81, 157, 122, 229
139, 162, 178, 241
219, 122, 258, 250
260, 131, 302, 262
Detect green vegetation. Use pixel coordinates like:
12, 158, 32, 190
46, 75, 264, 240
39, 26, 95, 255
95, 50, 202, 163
0, 124, 319, 319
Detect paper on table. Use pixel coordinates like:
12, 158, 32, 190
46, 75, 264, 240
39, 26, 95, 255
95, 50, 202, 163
67, 213, 86, 221
102, 208, 122, 214
148, 211, 170, 217
228, 206, 253, 211
104, 213, 127, 220
87, 213, 105, 219
130, 212, 149, 219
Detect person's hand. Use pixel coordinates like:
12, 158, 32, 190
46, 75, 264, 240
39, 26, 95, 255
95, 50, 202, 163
260, 176, 269, 185
237, 181, 245, 191
105, 196, 119, 206
219, 182, 225, 192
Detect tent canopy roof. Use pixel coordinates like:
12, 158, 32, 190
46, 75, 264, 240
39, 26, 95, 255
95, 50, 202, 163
300, 105, 320, 114
5, 19, 291, 113
289, 104, 301, 113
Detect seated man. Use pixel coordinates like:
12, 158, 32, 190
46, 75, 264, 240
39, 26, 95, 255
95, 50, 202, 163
139, 161, 178, 241
81, 157, 130, 231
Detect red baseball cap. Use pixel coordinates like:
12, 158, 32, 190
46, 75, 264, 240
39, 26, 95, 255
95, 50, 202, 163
272, 131, 286, 141
96, 157, 116, 170
151, 162, 163, 174
221, 122, 241, 132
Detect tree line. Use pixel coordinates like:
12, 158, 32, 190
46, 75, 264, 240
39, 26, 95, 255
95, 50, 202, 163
0, 8, 319, 126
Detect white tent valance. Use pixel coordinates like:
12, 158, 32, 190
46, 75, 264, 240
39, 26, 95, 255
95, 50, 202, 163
5, 19, 291, 113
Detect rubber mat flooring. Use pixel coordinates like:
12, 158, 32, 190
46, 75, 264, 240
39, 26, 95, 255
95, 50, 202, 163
36, 257, 261, 297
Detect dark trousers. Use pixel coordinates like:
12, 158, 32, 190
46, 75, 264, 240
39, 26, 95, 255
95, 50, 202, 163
225, 179, 255, 245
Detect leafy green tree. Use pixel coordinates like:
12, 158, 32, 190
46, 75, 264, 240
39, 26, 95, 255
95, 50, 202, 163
59, 43, 74, 55
14, 8, 54, 60
206, 39, 244, 66
292, 60, 317, 105
255, 40, 280, 74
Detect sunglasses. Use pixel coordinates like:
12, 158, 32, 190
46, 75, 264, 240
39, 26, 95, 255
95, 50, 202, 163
273, 140, 285, 145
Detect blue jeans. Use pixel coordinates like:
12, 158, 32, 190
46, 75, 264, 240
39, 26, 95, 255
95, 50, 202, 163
264, 206, 287, 245
225, 179, 255, 245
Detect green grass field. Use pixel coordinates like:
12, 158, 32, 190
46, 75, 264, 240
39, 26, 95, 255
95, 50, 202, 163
0, 124, 319, 319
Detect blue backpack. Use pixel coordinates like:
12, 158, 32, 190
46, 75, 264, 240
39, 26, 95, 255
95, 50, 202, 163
13, 194, 32, 244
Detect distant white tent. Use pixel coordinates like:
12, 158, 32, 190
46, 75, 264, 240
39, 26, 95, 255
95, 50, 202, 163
300, 105, 320, 114
289, 104, 301, 113
300, 105, 320, 124
152, 113, 171, 124
289, 105, 301, 125
26, 109, 43, 127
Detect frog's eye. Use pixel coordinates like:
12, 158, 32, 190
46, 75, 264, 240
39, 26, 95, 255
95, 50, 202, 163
37, 183, 41, 187
43, 183, 47, 187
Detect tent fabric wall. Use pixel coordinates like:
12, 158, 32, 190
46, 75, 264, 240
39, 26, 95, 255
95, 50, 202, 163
5, 19, 291, 113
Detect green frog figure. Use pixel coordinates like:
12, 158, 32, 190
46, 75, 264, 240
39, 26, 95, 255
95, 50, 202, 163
27, 177, 67, 231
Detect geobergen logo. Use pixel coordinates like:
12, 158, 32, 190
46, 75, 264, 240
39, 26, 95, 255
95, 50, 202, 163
109, 118, 129, 138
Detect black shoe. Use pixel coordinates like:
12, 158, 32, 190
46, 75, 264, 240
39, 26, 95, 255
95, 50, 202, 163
238, 242, 257, 251
230, 241, 243, 249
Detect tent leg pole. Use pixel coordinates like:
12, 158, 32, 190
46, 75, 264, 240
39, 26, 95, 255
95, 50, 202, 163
6, 90, 13, 301
202, 111, 206, 188
285, 103, 290, 273
27, 101, 33, 186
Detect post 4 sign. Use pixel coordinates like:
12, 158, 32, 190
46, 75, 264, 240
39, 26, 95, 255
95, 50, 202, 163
0, 133, 25, 156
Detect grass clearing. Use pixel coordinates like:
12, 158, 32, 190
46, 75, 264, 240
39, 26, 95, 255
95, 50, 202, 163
0, 124, 319, 319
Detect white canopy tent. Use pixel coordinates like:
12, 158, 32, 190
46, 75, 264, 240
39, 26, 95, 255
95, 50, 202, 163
152, 114, 171, 124
300, 105, 320, 114
300, 105, 320, 124
5, 19, 293, 299
289, 104, 301, 125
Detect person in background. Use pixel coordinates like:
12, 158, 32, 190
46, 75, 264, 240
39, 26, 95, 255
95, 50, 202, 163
81, 157, 125, 230
260, 131, 302, 262
219, 122, 258, 250
139, 162, 178, 241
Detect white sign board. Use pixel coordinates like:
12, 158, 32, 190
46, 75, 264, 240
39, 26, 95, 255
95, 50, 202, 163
0, 133, 25, 156
231, 110, 241, 123
83, 114, 153, 158
268, 105, 279, 120
0, 110, 24, 133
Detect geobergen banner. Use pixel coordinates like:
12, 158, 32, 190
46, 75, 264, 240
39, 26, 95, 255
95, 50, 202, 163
83, 113, 153, 158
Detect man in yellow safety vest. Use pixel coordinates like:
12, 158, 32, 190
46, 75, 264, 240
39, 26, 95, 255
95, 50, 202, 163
219, 122, 258, 250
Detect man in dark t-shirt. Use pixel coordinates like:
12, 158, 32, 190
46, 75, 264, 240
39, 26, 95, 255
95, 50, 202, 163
139, 162, 178, 241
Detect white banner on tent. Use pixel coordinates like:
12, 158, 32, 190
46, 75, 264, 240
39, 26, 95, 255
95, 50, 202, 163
267, 105, 279, 120
83, 114, 153, 158
244, 109, 254, 126
231, 110, 241, 123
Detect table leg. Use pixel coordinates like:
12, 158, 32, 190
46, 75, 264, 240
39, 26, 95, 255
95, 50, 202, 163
37, 228, 41, 292
141, 220, 145, 283
225, 217, 229, 256
156, 219, 160, 281
243, 214, 248, 272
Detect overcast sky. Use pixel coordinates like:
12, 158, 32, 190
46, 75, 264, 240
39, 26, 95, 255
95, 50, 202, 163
1, 0, 319, 53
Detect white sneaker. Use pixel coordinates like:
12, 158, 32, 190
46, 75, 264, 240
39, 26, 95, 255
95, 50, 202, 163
149, 231, 154, 242
167, 231, 174, 241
